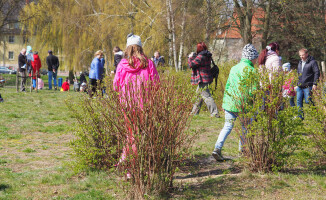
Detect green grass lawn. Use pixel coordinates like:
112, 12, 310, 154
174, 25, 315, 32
0, 87, 325, 199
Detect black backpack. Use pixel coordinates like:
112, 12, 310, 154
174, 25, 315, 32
210, 59, 219, 91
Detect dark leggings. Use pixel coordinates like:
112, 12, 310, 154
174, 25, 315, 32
89, 79, 102, 97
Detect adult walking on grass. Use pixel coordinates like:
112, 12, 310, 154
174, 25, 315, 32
212, 44, 259, 161
188, 42, 220, 118
18, 48, 27, 92
113, 33, 160, 178
295, 48, 320, 120
46, 50, 60, 90
89, 50, 104, 97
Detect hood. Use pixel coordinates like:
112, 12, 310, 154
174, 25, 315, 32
115, 51, 123, 56
27, 46, 32, 53
33, 54, 40, 60
267, 50, 277, 57
119, 57, 147, 73
198, 50, 212, 58
306, 55, 315, 63
300, 55, 315, 64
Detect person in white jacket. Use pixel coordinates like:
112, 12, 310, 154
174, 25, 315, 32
258, 42, 282, 81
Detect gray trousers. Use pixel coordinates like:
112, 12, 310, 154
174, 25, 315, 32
192, 82, 219, 116
20, 71, 27, 91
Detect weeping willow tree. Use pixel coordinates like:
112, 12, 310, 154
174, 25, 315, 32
22, 0, 227, 72
22, 0, 167, 72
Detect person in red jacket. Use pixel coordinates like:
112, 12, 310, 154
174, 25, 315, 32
31, 51, 42, 90
62, 78, 70, 91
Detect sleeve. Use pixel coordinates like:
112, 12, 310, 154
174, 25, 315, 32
114, 55, 118, 67
39, 59, 42, 71
312, 61, 320, 85
46, 57, 51, 70
272, 57, 282, 72
113, 63, 122, 91
18, 55, 24, 68
95, 60, 101, 80
149, 60, 160, 83
160, 57, 165, 65
188, 54, 202, 69
56, 57, 60, 70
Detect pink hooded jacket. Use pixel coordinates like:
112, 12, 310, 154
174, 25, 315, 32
113, 57, 160, 101
265, 51, 282, 72
260, 51, 282, 82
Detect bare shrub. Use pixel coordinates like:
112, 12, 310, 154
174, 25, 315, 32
235, 68, 304, 172
67, 74, 194, 199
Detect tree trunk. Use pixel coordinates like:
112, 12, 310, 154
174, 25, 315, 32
244, 0, 253, 44
205, 0, 212, 44
233, 0, 254, 45
178, 1, 188, 70
169, 0, 178, 71
261, 0, 272, 49
166, 0, 173, 67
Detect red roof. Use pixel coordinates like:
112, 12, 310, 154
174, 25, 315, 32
217, 8, 264, 39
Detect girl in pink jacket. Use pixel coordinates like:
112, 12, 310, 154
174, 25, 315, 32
113, 34, 160, 177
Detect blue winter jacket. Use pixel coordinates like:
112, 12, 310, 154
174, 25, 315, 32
89, 57, 104, 80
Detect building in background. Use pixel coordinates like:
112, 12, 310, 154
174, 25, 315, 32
212, 10, 263, 63
0, 22, 30, 69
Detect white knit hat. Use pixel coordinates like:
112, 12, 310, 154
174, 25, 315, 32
126, 33, 142, 47
282, 63, 291, 72
242, 44, 259, 60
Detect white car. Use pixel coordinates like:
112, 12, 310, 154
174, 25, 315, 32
0, 66, 17, 74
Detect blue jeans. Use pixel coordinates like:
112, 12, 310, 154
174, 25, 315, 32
296, 86, 312, 119
32, 79, 36, 89
48, 71, 57, 89
215, 110, 247, 151
289, 97, 295, 107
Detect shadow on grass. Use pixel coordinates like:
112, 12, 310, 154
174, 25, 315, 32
172, 176, 249, 199
0, 184, 10, 191
175, 154, 242, 181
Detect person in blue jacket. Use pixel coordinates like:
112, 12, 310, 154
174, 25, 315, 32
89, 50, 104, 97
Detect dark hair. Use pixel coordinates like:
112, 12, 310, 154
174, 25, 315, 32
258, 42, 280, 65
34, 51, 38, 55
66, 77, 69, 82
196, 42, 208, 54
113, 46, 121, 53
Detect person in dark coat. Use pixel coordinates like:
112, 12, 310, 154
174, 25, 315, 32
295, 48, 320, 119
46, 50, 60, 90
79, 71, 87, 84
151, 51, 165, 67
113, 46, 123, 73
18, 48, 27, 92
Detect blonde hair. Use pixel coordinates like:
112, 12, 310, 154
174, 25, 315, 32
299, 48, 308, 54
124, 45, 148, 69
94, 50, 103, 57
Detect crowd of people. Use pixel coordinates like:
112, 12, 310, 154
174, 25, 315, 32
1, 33, 323, 166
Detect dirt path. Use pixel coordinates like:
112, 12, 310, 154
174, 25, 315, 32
174, 155, 242, 183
